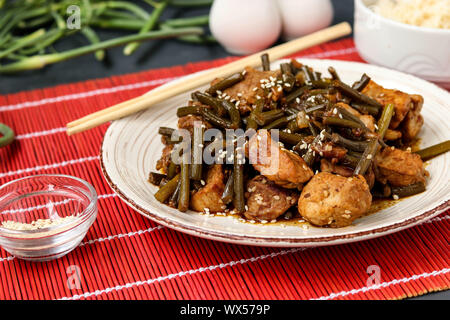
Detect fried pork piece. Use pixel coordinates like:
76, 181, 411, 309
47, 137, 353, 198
218, 66, 280, 114
298, 172, 372, 228
384, 129, 402, 141
320, 159, 375, 189
178, 115, 212, 135
311, 141, 347, 160
374, 147, 426, 187
335, 102, 376, 131
190, 164, 226, 213
249, 130, 314, 189
244, 175, 299, 221
156, 144, 173, 174
400, 94, 424, 141
362, 80, 414, 129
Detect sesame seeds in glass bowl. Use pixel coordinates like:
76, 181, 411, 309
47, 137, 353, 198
0, 174, 98, 262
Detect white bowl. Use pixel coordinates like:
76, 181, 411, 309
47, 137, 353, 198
354, 0, 450, 89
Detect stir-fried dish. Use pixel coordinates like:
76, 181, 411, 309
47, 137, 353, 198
149, 55, 450, 228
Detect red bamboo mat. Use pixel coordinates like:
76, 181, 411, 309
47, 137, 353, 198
0, 38, 448, 300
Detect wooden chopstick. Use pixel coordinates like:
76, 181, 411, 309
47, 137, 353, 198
67, 22, 351, 135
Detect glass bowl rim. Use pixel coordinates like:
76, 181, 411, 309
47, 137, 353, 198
0, 174, 97, 236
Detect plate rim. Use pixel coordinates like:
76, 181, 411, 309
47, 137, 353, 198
100, 58, 450, 247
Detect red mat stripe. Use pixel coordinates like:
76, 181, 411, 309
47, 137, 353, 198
0, 38, 448, 300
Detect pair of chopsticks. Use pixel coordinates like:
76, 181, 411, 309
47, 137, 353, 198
66, 22, 352, 135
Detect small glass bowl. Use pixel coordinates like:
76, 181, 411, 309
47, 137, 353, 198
0, 174, 97, 262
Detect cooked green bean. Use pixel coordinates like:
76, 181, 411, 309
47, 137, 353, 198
323, 132, 368, 152
308, 122, 318, 136
206, 72, 244, 95
168, 179, 181, 208
148, 172, 167, 186
391, 182, 426, 198
233, 150, 245, 213
354, 138, 378, 176
178, 162, 190, 212
341, 154, 359, 168
301, 65, 314, 84
263, 116, 290, 130
328, 66, 340, 80
323, 116, 365, 129
377, 103, 395, 140
158, 126, 175, 136
352, 73, 371, 91
201, 108, 234, 128
280, 63, 295, 91
287, 119, 299, 133
154, 174, 180, 203
177, 106, 204, 117
221, 172, 234, 205
333, 80, 382, 109
253, 109, 285, 126
313, 72, 321, 81
305, 103, 327, 114
302, 135, 320, 166
246, 99, 264, 130
261, 53, 270, 71
351, 103, 379, 116
285, 85, 311, 103
310, 80, 330, 89
415, 140, 450, 161
222, 100, 242, 129
335, 106, 369, 130
279, 131, 305, 145
193, 92, 227, 116
167, 161, 178, 180
190, 123, 204, 180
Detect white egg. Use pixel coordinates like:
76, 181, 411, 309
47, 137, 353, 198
276, 0, 334, 40
209, 0, 282, 55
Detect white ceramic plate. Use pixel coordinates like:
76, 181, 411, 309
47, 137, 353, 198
100, 59, 450, 247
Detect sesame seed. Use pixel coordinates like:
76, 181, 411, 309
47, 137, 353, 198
393, 194, 399, 200
296, 98, 300, 104
345, 210, 351, 214
274, 195, 280, 200
252, 87, 258, 92
260, 220, 268, 224
367, 154, 372, 160
200, 180, 206, 186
